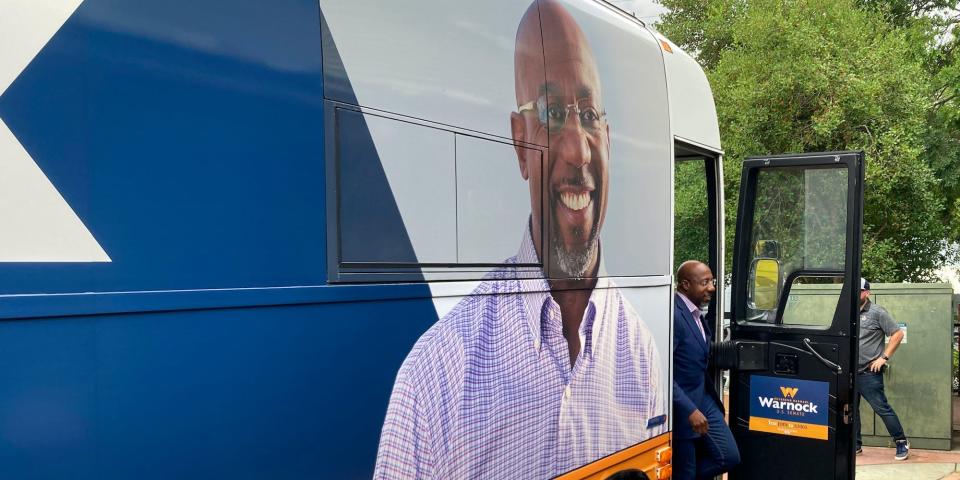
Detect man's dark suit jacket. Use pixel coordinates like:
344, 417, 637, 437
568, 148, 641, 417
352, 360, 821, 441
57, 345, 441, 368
672, 293, 724, 440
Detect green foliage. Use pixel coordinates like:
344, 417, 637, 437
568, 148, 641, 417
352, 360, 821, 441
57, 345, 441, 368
954, 340, 959, 391
750, 168, 850, 275
954, 344, 958, 377
674, 160, 711, 273
660, 0, 960, 282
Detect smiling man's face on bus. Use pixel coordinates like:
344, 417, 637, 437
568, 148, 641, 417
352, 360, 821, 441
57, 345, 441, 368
511, 0, 610, 280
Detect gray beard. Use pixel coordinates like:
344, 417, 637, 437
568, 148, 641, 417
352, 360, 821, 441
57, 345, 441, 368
550, 224, 599, 279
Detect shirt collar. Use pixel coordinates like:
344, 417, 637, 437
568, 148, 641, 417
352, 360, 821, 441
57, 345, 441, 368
515, 221, 609, 358
582, 279, 612, 358
677, 291, 700, 316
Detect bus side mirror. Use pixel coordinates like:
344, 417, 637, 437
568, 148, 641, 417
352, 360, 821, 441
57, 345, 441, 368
749, 258, 780, 311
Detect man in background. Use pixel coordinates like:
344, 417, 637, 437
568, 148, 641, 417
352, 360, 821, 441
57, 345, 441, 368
854, 278, 909, 460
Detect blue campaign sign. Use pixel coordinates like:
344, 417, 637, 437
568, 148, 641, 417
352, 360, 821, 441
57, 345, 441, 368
749, 375, 830, 440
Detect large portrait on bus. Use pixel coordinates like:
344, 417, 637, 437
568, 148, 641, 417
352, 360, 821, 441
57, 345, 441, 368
321, 0, 672, 477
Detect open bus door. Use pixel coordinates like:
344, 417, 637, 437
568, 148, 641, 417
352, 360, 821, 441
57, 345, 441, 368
724, 152, 865, 479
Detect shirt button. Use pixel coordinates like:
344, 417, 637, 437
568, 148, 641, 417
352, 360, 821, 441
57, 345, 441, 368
564, 386, 571, 399
534, 339, 541, 351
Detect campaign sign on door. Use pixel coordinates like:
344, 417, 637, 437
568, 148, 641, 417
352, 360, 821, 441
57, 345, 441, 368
749, 375, 829, 440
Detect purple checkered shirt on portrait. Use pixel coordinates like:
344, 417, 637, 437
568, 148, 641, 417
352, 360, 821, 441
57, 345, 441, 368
374, 225, 666, 479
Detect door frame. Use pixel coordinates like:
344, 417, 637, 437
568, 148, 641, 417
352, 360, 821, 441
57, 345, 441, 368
727, 151, 865, 480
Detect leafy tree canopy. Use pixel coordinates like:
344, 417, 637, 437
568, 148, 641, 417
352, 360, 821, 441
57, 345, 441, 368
662, 0, 960, 282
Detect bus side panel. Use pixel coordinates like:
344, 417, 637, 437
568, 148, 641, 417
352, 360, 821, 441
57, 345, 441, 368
0, 296, 438, 479
0, 0, 328, 294
0, 0, 689, 477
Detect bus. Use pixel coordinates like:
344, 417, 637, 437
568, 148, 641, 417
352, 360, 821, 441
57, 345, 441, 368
0, 0, 864, 478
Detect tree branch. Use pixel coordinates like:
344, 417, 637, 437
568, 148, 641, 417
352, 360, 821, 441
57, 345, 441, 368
934, 92, 959, 109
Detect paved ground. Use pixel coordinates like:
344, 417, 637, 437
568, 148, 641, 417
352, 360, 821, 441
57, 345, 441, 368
856, 446, 960, 479
716, 431, 960, 478
854, 396, 960, 479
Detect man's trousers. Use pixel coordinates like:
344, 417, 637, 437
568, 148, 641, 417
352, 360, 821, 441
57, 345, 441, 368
855, 371, 907, 447
672, 398, 740, 480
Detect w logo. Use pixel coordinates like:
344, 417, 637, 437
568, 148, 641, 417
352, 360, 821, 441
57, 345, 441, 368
780, 387, 799, 398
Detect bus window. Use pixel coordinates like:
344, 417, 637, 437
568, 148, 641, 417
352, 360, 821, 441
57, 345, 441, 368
456, 135, 541, 264
332, 109, 545, 281
337, 109, 458, 266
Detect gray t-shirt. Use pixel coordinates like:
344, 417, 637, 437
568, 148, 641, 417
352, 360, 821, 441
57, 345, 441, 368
858, 300, 900, 371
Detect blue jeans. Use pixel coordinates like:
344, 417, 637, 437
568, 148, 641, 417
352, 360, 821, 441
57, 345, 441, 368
855, 371, 906, 447
673, 398, 740, 479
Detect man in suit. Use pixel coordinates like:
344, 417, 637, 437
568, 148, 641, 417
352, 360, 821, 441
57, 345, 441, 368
673, 260, 739, 479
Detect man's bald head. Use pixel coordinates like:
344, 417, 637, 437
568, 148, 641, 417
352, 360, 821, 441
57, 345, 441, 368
677, 261, 707, 285
677, 260, 715, 307
514, 0, 601, 106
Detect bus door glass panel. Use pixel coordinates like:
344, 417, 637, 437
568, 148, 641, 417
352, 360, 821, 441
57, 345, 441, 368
745, 166, 848, 327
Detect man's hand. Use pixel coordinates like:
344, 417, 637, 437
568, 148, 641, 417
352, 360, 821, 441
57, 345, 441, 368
688, 409, 709, 435
868, 357, 887, 373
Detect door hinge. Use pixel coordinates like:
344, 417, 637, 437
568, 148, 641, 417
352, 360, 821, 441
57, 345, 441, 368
842, 403, 851, 425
